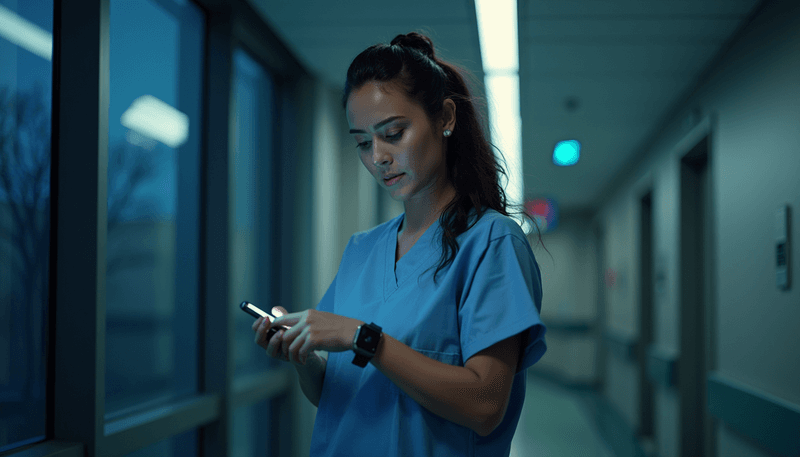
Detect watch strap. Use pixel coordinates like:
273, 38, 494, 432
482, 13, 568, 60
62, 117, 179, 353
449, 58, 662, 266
352, 322, 382, 367
352, 353, 371, 367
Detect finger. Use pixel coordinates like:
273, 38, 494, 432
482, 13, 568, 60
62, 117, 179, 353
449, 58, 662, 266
289, 327, 312, 365
272, 306, 287, 317
280, 331, 294, 361
257, 317, 273, 347
280, 322, 300, 343
288, 329, 306, 364
271, 311, 303, 327
299, 336, 316, 364
267, 329, 284, 358
251, 316, 263, 332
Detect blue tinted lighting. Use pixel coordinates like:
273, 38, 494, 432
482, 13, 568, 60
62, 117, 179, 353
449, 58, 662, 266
553, 140, 580, 166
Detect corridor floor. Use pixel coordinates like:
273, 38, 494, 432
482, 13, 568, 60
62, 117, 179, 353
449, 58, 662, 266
510, 374, 615, 457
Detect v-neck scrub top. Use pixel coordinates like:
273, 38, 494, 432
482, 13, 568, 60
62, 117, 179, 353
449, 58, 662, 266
309, 209, 547, 457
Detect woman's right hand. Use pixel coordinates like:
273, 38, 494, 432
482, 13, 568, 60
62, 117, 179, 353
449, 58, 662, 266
252, 305, 293, 363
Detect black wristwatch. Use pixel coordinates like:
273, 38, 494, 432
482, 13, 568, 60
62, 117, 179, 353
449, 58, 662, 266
352, 322, 382, 367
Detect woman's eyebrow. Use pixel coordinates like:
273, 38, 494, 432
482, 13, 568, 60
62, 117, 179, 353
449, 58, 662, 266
349, 115, 405, 134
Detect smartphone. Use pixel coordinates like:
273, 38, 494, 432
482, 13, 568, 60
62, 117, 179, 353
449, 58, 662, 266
240, 301, 290, 342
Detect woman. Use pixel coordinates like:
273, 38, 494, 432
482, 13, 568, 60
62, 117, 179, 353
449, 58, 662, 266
253, 32, 548, 456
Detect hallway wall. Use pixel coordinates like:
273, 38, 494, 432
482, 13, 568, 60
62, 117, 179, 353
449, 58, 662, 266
529, 212, 600, 387
594, 1, 800, 456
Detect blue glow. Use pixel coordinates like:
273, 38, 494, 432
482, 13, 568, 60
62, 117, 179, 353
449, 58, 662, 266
553, 140, 580, 166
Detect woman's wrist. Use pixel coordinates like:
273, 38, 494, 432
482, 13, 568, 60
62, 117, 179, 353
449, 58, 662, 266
294, 351, 326, 407
293, 350, 324, 373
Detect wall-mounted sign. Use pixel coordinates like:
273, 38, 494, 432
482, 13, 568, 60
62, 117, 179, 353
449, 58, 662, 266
524, 197, 559, 233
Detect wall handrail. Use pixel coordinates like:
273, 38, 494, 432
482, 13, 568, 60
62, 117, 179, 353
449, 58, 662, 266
707, 371, 800, 457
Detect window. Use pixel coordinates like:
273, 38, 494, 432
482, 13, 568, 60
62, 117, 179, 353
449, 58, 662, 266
105, 0, 204, 417
231, 48, 276, 377
0, 0, 52, 451
126, 428, 198, 457
232, 399, 272, 456
1, 1, 300, 455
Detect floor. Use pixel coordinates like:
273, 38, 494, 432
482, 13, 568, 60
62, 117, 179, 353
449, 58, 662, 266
510, 373, 629, 457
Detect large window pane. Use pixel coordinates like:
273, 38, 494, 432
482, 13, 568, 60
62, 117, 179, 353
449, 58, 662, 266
105, 0, 204, 416
232, 399, 272, 457
231, 49, 276, 376
126, 428, 198, 457
0, 0, 52, 452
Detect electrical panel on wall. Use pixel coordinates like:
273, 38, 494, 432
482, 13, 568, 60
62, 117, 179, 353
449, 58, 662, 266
776, 205, 791, 290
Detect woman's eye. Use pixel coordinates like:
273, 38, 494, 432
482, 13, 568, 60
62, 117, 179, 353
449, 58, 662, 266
386, 131, 403, 141
386, 130, 403, 141
356, 142, 370, 151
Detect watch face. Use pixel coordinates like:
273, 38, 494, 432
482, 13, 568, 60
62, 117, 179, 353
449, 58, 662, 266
358, 326, 380, 353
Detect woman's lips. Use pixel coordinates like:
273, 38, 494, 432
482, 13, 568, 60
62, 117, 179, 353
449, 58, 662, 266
383, 173, 404, 186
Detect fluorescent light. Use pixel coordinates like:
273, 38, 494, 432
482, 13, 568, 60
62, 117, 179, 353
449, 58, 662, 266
474, 0, 518, 72
0, 4, 52, 61
121, 95, 189, 149
485, 74, 522, 205
475, 0, 526, 230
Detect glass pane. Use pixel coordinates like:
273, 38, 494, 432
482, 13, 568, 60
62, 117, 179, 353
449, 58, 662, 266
232, 399, 272, 457
105, 0, 204, 416
231, 49, 276, 377
125, 428, 198, 457
0, 0, 52, 452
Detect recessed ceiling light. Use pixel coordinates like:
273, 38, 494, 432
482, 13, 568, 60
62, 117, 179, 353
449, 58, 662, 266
564, 96, 580, 113
120, 95, 189, 149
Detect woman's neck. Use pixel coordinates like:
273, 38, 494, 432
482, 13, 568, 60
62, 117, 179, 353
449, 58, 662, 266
400, 185, 456, 236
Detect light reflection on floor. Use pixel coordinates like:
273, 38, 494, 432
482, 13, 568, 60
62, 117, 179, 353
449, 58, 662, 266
511, 374, 614, 457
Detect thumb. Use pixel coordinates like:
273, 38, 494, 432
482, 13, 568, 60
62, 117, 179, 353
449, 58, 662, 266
272, 306, 288, 317
271, 311, 300, 327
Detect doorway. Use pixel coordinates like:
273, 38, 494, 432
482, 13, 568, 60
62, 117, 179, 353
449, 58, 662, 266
637, 191, 655, 451
678, 134, 717, 457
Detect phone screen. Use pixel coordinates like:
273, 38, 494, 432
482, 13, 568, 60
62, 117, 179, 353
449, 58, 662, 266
240, 301, 289, 342
242, 301, 271, 320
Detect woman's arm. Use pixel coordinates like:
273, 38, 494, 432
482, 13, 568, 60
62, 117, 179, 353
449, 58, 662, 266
294, 350, 326, 407
271, 309, 522, 435
371, 331, 522, 437
253, 313, 327, 407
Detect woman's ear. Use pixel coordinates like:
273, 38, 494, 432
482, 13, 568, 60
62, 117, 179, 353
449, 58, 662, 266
442, 98, 456, 134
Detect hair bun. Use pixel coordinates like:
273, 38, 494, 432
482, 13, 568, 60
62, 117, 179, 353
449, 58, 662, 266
390, 32, 436, 59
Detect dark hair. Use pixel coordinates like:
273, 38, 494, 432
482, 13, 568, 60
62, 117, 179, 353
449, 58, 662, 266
343, 32, 550, 282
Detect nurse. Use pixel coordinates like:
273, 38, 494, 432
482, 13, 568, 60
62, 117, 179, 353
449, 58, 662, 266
253, 32, 548, 456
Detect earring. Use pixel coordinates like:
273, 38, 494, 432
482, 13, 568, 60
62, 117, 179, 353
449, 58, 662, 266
443, 129, 452, 137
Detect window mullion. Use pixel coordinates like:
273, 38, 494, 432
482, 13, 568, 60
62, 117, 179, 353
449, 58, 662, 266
200, 5, 235, 456
51, 0, 110, 455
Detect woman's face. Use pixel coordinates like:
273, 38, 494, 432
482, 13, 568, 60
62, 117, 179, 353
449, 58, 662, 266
346, 80, 453, 204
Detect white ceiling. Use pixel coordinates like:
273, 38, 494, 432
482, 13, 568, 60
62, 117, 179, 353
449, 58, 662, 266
249, 0, 762, 214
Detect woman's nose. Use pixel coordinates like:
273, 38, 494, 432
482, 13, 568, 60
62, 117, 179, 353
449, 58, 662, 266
372, 143, 392, 166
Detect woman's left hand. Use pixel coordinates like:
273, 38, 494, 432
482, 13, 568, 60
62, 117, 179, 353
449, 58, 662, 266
271, 310, 363, 365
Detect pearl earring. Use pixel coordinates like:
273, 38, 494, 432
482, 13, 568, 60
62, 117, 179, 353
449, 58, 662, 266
443, 129, 452, 137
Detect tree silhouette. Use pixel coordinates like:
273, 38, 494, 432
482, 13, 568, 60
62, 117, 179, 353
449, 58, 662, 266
0, 84, 50, 402
0, 84, 158, 401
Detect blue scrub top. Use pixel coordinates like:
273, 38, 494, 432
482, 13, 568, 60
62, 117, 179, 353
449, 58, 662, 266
309, 209, 547, 457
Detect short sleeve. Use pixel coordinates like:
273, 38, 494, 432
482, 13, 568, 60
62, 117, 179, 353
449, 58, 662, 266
459, 234, 547, 372
316, 272, 337, 313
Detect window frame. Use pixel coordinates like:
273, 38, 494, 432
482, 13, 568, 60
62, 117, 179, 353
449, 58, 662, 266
1, 0, 308, 456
